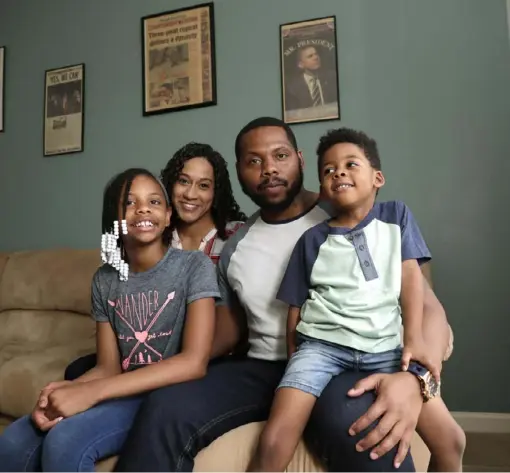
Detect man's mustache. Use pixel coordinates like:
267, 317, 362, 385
257, 177, 288, 191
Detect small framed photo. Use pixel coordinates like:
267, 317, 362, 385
141, 2, 217, 116
280, 16, 341, 125
43, 63, 84, 157
0, 46, 5, 132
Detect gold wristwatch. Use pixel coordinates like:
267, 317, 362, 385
407, 361, 441, 402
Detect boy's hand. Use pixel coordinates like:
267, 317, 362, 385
401, 338, 442, 382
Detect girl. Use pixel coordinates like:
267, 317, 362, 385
65, 143, 247, 379
0, 168, 219, 471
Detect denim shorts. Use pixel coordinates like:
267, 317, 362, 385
278, 338, 402, 397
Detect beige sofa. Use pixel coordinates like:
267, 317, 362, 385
0, 248, 437, 471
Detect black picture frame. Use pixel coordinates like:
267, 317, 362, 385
280, 16, 341, 125
141, 2, 217, 116
0, 46, 5, 133
43, 63, 85, 157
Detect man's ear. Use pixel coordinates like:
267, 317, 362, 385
374, 170, 385, 190
297, 150, 305, 169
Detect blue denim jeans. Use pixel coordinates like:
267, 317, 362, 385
0, 396, 143, 472
112, 358, 415, 472
279, 337, 402, 397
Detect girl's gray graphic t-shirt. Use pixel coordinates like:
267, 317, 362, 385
91, 248, 219, 371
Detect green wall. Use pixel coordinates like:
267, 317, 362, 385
1, 0, 509, 413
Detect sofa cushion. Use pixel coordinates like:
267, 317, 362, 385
0, 249, 101, 314
0, 253, 9, 283
94, 421, 431, 472
0, 309, 95, 346
0, 337, 95, 418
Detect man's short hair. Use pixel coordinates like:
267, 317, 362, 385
234, 117, 298, 161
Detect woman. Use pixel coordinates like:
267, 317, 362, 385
162, 142, 246, 263
64, 143, 247, 381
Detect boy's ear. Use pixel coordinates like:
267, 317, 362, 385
319, 182, 327, 199
374, 170, 385, 189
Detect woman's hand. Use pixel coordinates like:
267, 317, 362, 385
347, 372, 423, 468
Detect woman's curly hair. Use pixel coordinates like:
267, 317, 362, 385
160, 142, 247, 241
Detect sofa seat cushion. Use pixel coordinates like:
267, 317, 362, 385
0, 339, 95, 418
94, 421, 430, 472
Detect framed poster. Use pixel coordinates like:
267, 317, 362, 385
0, 46, 5, 132
280, 16, 341, 125
141, 2, 217, 116
43, 63, 84, 156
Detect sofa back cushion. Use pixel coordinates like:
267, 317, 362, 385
0, 249, 101, 315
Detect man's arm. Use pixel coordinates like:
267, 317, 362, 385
211, 301, 247, 359
421, 266, 450, 361
286, 306, 301, 359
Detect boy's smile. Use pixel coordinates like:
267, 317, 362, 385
320, 142, 384, 211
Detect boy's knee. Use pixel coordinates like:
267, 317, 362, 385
449, 423, 466, 456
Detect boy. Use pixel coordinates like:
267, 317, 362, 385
248, 128, 465, 472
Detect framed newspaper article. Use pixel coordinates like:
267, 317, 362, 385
141, 2, 217, 116
280, 16, 340, 125
0, 46, 5, 132
43, 63, 84, 157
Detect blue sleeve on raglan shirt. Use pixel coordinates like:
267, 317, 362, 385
382, 201, 431, 265
276, 223, 328, 308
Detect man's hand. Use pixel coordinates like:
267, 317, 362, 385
347, 372, 423, 468
402, 338, 442, 382
45, 382, 100, 419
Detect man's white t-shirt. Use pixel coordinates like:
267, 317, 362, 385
217, 200, 331, 361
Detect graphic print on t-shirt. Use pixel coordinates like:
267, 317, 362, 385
108, 290, 175, 370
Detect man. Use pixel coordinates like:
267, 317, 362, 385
285, 46, 338, 111
114, 117, 451, 471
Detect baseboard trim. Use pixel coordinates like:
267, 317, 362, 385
452, 411, 510, 433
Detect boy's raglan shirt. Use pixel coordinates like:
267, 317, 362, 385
277, 200, 431, 353
91, 248, 219, 371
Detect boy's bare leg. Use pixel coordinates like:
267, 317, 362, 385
247, 387, 317, 472
417, 397, 466, 472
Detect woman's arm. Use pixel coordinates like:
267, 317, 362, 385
92, 296, 215, 401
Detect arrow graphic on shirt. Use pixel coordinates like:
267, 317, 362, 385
110, 291, 175, 370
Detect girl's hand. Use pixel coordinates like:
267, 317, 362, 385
46, 382, 100, 418
31, 405, 62, 431
38, 380, 73, 408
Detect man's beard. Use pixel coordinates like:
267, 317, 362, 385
239, 165, 304, 214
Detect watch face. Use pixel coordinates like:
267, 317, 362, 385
428, 377, 440, 397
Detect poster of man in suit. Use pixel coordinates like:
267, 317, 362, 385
281, 16, 340, 124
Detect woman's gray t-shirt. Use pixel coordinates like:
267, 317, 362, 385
91, 248, 220, 371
